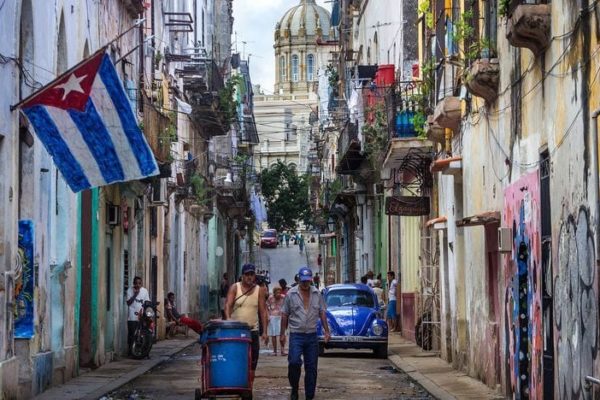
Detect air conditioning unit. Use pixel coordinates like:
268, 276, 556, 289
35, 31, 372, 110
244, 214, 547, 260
498, 227, 512, 253
151, 179, 167, 205
107, 205, 120, 226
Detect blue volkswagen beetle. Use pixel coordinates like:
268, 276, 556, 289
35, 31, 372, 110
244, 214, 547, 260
317, 283, 388, 358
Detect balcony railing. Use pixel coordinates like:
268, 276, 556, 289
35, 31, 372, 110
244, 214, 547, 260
175, 59, 228, 137
388, 80, 429, 140
337, 122, 359, 159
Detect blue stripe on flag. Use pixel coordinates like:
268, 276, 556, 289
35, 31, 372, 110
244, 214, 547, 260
68, 99, 125, 184
23, 106, 91, 192
98, 55, 158, 176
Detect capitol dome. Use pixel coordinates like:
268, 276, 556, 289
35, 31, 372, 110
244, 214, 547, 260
276, 0, 332, 40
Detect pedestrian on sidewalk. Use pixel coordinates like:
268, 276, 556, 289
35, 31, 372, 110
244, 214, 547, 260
280, 267, 331, 400
386, 271, 399, 332
285, 232, 290, 247
126, 276, 150, 356
267, 286, 287, 356
224, 263, 268, 385
298, 234, 305, 253
317, 254, 322, 271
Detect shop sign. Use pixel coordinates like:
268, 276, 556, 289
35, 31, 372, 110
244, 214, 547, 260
385, 196, 430, 216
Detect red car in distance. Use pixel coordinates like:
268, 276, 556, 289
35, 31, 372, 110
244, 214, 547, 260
260, 229, 278, 248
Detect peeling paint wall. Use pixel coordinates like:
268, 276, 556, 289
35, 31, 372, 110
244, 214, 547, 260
503, 172, 542, 399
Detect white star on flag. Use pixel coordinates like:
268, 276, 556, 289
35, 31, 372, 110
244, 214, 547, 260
55, 73, 87, 100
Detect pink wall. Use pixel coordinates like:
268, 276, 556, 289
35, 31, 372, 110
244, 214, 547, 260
503, 171, 543, 399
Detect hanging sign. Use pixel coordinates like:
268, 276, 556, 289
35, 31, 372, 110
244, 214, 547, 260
385, 196, 430, 216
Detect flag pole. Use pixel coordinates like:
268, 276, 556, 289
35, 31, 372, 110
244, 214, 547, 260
10, 19, 146, 112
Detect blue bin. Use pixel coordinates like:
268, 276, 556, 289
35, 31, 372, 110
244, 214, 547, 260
201, 320, 252, 392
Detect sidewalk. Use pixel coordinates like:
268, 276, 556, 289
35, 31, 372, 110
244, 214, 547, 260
34, 336, 198, 400
387, 333, 503, 400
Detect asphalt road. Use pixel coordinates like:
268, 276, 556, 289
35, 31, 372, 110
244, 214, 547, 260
254, 239, 320, 287
105, 342, 434, 400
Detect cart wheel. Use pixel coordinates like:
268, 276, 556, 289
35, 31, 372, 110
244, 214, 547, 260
194, 388, 202, 400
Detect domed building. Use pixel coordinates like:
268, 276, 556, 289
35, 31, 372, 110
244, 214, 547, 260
274, 0, 334, 94
254, 0, 336, 177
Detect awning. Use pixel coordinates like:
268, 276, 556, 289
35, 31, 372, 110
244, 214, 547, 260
431, 156, 462, 173
426, 216, 447, 230
456, 211, 500, 227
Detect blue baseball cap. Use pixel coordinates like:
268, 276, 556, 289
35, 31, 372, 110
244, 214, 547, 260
298, 267, 313, 282
242, 263, 256, 274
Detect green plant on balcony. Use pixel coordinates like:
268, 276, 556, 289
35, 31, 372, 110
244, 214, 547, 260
419, 0, 434, 29
362, 104, 389, 167
453, 10, 497, 65
190, 173, 210, 206
328, 178, 343, 201
499, 0, 511, 17
326, 64, 339, 90
218, 75, 243, 128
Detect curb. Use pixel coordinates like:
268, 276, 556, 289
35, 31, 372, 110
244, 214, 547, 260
34, 338, 197, 400
388, 354, 457, 400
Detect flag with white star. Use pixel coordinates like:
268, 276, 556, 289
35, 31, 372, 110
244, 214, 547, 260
20, 48, 158, 192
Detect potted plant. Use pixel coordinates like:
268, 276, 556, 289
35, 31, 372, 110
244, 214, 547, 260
454, 10, 500, 104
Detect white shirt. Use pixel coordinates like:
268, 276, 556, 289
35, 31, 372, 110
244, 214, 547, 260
388, 279, 398, 302
127, 287, 150, 321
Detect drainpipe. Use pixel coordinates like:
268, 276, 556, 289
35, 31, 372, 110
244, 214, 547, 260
444, 128, 452, 155
591, 108, 600, 263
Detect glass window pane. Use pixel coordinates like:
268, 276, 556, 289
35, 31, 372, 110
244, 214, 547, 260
307, 54, 314, 81
292, 55, 299, 82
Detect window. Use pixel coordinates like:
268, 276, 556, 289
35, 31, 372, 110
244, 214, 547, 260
291, 55, 299, 82
306, 54, 314, 81
280, 56, 286, 81
326, 289, 375, 308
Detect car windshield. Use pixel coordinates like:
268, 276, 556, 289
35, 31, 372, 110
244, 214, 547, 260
263, 231, 276, 238
326, 289, 375, 308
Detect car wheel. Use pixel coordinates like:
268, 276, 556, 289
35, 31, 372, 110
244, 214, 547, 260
318, 343, 325, 356
374, 344, 388, 359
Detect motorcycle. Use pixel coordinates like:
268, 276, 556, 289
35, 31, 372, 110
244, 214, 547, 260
130, 300, 160, 359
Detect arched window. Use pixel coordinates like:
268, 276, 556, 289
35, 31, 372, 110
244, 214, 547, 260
291, 55, 299, 82
306, 54, 314, 81
280, 56, 286, 81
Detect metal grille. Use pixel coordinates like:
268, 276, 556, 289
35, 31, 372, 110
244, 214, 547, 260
416, 224, 440, 352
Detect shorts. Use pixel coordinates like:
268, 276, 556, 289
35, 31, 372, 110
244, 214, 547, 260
250, 330, 259, 370
267, 315, 281, 336
386, 300, 397, 319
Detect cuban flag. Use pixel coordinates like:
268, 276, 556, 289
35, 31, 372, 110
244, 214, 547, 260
20, 48, 159, 192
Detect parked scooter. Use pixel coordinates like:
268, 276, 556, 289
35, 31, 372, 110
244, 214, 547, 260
130, 300, 160, 359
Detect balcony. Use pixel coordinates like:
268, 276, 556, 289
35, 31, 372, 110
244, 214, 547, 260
142, 100, 173, 171
121, 0, 145, 18
175, 59, 229, 137
506, 3, 551, 55
432, 96, 461, 132
465, 59, 500, 104
336, 122, 365, 175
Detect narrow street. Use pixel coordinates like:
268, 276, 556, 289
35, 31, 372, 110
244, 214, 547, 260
105, 244, 433, 399
106, 342, 433, 400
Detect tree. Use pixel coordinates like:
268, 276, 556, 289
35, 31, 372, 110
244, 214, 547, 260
260, 161, 310, 232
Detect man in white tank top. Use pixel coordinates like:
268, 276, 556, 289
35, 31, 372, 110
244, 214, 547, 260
224, 263, 268, 385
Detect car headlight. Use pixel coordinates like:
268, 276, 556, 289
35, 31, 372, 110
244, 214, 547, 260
145, 308, 155, 318
372, 323, 384, 336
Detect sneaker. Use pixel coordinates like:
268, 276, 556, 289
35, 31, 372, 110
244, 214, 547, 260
290, 390, 299, 400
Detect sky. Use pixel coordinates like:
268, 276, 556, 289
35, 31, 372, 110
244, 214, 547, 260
232, 0, 331, 95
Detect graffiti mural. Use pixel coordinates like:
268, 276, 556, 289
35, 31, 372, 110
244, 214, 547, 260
15, 220, 35, 338
555, 207, 597, 399
503, 171, 542, 399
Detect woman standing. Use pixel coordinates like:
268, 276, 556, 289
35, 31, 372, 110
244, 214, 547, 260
266, 286, 287, 355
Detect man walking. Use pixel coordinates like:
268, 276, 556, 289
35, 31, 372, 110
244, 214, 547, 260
126, 276, 150, 356
280, 267, 330, 400
224, 263, 268, 385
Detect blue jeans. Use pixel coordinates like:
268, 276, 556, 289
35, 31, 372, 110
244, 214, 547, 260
288, 332, 319, 399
